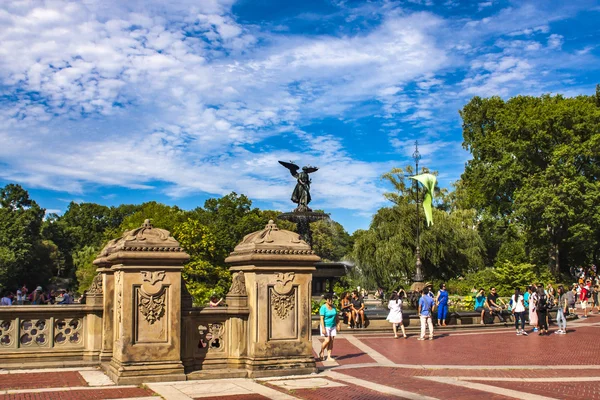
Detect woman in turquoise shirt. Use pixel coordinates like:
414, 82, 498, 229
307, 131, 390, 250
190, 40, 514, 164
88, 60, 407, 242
319, 293, 340, 361
474, 288, 488, 324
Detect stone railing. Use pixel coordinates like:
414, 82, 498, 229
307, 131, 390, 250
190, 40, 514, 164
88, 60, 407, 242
181, 306, 249, 379
0, 303, 103, 366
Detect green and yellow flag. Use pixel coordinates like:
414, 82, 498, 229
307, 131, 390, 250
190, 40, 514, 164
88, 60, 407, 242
409, 173, 436, 226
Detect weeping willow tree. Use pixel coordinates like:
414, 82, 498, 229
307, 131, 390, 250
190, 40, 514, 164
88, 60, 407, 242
349, 167, 485, 289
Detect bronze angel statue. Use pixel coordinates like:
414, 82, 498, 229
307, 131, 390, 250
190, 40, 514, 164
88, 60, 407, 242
278, 161, 318, 212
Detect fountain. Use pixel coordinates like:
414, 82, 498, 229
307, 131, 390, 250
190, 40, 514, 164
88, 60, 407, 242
277, 160, 329, 246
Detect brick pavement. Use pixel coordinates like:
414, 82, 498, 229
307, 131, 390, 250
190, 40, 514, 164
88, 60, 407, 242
194, 395, 271, 400
3, 316, 600, 400
266, 376, 409, 400
0, 372, 87, 390
314, 338, 376, 365
335, 367, 515, 400
360, 324, 600, 366
0, 387, 155, 400
483, 380, 600, 400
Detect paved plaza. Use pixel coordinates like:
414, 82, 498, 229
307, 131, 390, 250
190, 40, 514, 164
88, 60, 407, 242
2, 313, 599, 400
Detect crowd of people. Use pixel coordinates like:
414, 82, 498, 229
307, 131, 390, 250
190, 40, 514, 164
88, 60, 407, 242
318, 278, 597, 361
0, 284, 76, 305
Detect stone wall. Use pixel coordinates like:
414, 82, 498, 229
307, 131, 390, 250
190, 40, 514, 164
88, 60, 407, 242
0, 219, 319, 383
0, 303, 103, 367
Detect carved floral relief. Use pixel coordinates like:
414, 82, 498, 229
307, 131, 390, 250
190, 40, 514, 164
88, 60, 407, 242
271, 272, 296, 319
271, 291, 296, 319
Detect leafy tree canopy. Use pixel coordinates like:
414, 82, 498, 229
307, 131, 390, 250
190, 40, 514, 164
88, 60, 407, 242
460, 87, 600, 275
349, 168, 485, 290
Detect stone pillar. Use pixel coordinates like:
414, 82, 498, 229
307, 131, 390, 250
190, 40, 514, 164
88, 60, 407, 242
225, 220, 320, 378
89, 266, 114, 362
94, 220, 189, 384
83, 273, 104, 361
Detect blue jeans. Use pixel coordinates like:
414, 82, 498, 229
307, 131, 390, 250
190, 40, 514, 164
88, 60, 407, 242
514, 311, 526, 330
556, 308, 567, 331
437, 303, 448, 322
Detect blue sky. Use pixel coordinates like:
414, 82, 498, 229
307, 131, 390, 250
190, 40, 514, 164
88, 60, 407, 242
0, 0, 598, 234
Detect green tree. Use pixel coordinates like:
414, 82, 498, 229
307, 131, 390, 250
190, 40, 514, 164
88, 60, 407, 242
0, 184, 53, 290
173, 219, 231, 306
117, 202, 189, 234
74, 246, 100, 293
460, 88, 600, 275
349, 168, 485, 290
310, 218, 353, 261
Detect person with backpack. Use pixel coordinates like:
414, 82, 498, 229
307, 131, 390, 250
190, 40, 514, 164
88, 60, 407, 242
580, 281, 591, 318
535, 286, 550, 335
511, 288, 528, 336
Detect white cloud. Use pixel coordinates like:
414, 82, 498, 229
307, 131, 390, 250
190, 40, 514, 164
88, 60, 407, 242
547, 34, 564, 49
0, 0, 595, 222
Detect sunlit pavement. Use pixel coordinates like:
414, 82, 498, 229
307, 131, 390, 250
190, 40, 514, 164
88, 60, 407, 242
2, 312, 599, 399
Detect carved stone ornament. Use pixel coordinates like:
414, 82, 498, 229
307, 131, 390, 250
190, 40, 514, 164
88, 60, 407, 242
227, 271, 246, 295
141, 270, 166, 286
271, 291, 296, 319
137, 288, 166, 324
228, 220, 315, 258
198, 323, 225, 352
274, 272, 295, 295
98, 219, 183, 257
87, 274, 103, 294
115, 271, 123, 325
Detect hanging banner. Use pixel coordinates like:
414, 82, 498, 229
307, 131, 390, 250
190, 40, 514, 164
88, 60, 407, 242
409, 173, 436, 226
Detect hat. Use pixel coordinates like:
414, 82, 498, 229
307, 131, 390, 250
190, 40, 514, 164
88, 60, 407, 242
35, 286, 42, 291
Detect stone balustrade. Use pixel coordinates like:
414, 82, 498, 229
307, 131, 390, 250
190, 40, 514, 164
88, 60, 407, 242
181, 306, 249, 379
0, 302, 103, 366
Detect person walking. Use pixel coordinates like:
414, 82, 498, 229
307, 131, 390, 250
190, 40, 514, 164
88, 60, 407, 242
567, 285, 577, 315
580, 281, 590, 318
386, 291, 407, 339
535, 286, 550, 335
555, 285, 568, 334
319, 293, 340, 361
511, 288, 528, 336
435, 283, 449, 327
593, 285, 600, 314
418, 287, 435, 340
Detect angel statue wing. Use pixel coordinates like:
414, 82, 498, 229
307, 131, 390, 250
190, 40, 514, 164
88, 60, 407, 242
303, 166, 318, 173
278, 160, 300, 177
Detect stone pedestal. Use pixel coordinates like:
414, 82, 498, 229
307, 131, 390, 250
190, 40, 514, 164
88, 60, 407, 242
93, 220, 189, 384
225, 220, 319, 378
83, 278, 104, 361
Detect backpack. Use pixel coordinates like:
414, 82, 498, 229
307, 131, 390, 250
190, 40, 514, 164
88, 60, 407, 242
586, 288, 592, 299
537, 294, 549, 310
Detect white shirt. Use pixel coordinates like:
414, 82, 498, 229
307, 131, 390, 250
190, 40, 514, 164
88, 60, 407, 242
511, 294, 525, 313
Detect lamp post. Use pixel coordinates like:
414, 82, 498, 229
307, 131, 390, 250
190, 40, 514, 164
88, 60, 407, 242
412, 141, 424, 283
